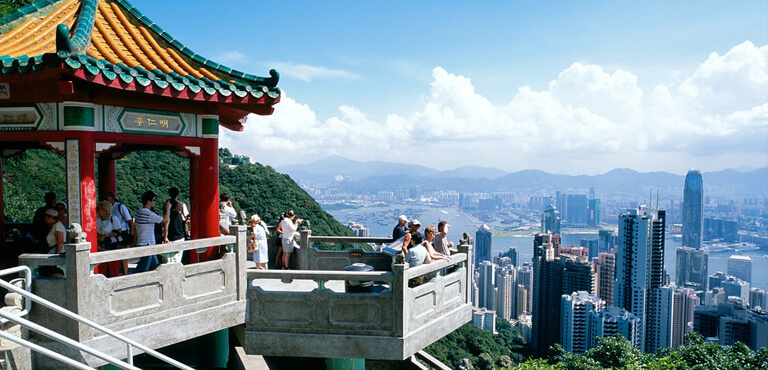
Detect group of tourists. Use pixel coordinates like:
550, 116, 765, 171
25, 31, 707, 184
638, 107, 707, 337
33, 187, 190, 277
392, 215, 455, 268
245, 209, 303, 270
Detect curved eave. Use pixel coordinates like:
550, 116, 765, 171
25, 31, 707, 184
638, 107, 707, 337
67, 66, 279, 111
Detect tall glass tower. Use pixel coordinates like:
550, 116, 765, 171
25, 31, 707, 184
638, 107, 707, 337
682, 169, 703, 250
475, 224, 493, 265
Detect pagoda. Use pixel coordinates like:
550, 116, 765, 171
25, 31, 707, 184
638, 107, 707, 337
0, 0, 280, 255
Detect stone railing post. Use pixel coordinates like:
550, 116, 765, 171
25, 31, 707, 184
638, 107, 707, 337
458, 244, 473, 305
298, 229, 311, 270
392, 263, 408, 337
64, 241, 92, 341
230, 225, 247, 301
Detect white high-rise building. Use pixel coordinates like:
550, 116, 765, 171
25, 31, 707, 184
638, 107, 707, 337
496, 267, 517, 320
721, 276, 750, 303
477, 261, 496, 310
657, 286, 701, 349
750, 288, 768, 310
590, 306, 642, 349
614, 207, 666, 352
727, 255, 753, 284
472, 308, 497, 334
561, 291, 605, 354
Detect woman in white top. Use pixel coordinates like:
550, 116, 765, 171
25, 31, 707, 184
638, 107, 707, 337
97, 200, 127, 276
423, 226, 450, 262
280, 210, 302, 269
40, 208, 65, 277
247, 214, 270, 269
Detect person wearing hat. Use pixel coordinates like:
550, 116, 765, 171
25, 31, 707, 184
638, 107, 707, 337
247, 214, 270, 270
133, 191, 169, 273
433, 220, 455, 255
400, 219, 422, 255
39, 208, 65, 277
392, 215, 408, 240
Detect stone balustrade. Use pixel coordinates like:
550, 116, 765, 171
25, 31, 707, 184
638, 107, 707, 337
15, 225, 249, 368
244, 239, 473, 361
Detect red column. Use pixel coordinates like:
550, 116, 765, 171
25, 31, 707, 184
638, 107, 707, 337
197, 137, 219, 260
78, 133, 98, 252
189, 156, 199, 240
197, 116, 220, 261
97, 156, 116, 197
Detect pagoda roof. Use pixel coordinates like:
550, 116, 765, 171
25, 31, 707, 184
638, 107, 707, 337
0, 0, 280, 128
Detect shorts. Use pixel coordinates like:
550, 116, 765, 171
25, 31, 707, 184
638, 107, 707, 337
281, 238, 294, 253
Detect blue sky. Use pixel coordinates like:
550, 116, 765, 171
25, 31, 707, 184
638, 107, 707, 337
132, 1, 768, 175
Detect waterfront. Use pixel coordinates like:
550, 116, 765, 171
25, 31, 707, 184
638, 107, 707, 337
326, 203, 768, 290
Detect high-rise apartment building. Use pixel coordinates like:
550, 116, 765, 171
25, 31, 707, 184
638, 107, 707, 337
682, 169, 703, 250
561, 291, 605, 354
657, 286, 700, 349
472, 308, 497, 334
588, 198, 601, 227
475, 224, 493, 265
676, 247, 709, 290
517, 262, 534, 314
693, 298, 768, 349
499, 247, 519, 266
532, 235, 594, 353
750, 288, 768, 310
477, 261, 496, 310
590, 306, 642, 349
614, 207, 666, 352
496, 267, 517, 320
721, 276, 750, 303
594, 252, 616, 304
727, 255, 753, 284
541, 205, 562, 235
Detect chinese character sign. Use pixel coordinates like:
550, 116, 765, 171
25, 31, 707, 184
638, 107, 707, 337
65, 139, 82, 226
120, 110, 183, 135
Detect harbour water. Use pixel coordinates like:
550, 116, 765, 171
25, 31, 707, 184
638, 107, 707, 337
326, 204, 768, 290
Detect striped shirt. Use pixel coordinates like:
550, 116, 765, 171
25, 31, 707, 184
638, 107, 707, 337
135, 207, 163, 246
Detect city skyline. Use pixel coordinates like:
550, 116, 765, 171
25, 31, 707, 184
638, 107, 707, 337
126, 1, 768, 175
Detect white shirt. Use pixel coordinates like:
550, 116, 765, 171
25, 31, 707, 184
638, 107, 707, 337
46, 222, 65, 251
111, 202, 132, 231
281, 218, 298, 241
97, 215, 120, 243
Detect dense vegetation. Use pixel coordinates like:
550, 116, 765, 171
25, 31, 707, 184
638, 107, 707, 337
426, 319, 529, 369
0, 0, 34, 18
2, 148, 350, 237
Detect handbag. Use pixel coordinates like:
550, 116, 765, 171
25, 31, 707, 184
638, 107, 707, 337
247, 242, 257, 253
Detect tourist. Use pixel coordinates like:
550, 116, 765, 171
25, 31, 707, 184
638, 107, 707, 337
31, 192, 57, 251
392, 215, 408, 240
400, 219, 421, 255
432, 221, 455, 255
96, 200, 127, 276
405, 232, 430, 267
280, 210, 302, 269
219, 193, 237, 235
163, 187, 189, 263
274, 215, 285, 268
133, 191, 168, 273
54, 201, 68, 228
423, 226, 451, 262
104, 190, 134, 247
39, 208, 65, 278
247, 214, 270, 270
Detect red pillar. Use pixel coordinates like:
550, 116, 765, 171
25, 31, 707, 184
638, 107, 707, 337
78, 134, 98, 252
197, 117, 220, 261
97, 156, 116, 197
62, 104, 98, 253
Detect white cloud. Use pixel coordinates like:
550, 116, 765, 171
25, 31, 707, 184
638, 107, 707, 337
222, 41, 768, 174
268, 62, 362, 82
218, 50, 249, 64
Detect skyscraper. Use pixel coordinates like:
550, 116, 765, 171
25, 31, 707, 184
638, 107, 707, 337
727, 255, 753, 283
541, 205, 561, 235
682, 169, 703, 250
517, 262, 534, 314
750, 288, 768, 310
590, 306, 642, 349
594, 252, 616, 304
676, 247, 709, 290
496, 267, 517, 320
657, 286, 701, 349
614, 207, 666, 352
531, 235, 593, 353
475, 224, 493, 265
477, 261, 496, 310
561, 291, 605, 354
721, 276, 750, 303
588, 198, 601, 227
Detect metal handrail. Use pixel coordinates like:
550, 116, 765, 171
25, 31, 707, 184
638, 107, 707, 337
0, 278, 194, 370
0, 265, 32, 323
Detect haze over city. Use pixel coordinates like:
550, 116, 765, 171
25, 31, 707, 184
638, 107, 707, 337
130, 0, 768, 175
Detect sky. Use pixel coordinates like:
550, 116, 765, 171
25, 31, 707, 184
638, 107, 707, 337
132, 1, 768, 175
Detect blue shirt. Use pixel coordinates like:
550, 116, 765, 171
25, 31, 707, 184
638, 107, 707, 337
406, 244, 428, 267
393, 225, 406, 240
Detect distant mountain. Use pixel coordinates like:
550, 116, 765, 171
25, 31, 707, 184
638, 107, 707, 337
278, 155, 439, 183
278, 156, 768, 197
434, 165, 509, 180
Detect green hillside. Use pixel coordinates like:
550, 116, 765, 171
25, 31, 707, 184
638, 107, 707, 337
2, 148, 350, 237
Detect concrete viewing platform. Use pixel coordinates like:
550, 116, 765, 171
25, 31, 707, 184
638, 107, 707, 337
0, 226, 472, 368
